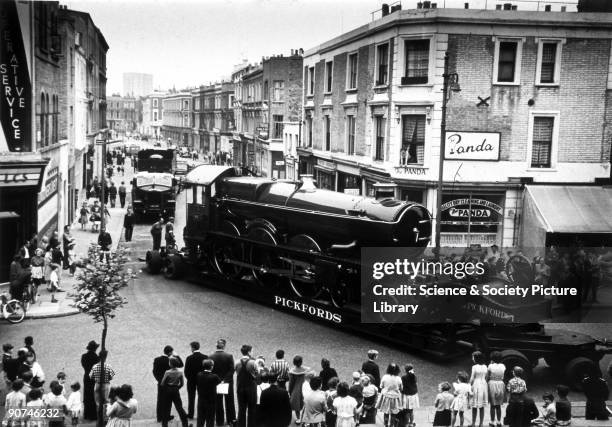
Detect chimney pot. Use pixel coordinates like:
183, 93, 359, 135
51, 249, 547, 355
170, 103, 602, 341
496, 4, 502, 9
382, 3, 390, 16
544, 5, 551, 11
503, 3, 512, 10
431, 2, 437, 8
561, 5, 566, 11
511, 5, 518, 10
423, 1, 431, 8
417, 1, 423, 8
465, 2, 469, 8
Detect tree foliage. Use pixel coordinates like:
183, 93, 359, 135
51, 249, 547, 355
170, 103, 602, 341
73, 243, 134, 322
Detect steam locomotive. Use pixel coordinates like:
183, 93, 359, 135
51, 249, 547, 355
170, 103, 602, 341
172, 165, 431, 307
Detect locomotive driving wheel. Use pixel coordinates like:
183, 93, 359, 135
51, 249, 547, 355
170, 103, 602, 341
212, 221, 244, 279
247, 226, 285, 290
288, 234, 322, 300
330, 279, 352, 308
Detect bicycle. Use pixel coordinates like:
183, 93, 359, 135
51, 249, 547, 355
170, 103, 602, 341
1, 292, 26, 323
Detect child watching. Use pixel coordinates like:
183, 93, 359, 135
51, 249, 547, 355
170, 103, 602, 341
49, 264, 60, 303
450, 371, 471, 427
56, 372, 67, 395
433, 382, 454, 427
506, 366, 527, 402
26, 388, 45, 427
555, 385, 572, 426
44, 380, 68, 427
66, 382, 83, 426
532, 392, 557, 426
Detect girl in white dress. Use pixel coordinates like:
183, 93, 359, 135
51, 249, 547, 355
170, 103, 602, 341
333, 382, 358, 427
451, 371, 472, 427
470, 351, 488, 427
376, 363, 404, 426
487, 351, 506, 427
66, 382, 83, 426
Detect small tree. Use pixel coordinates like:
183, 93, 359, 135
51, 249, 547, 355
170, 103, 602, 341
73, 243, 134, 426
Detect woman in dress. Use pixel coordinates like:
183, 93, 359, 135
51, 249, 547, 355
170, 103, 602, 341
450, 371, 472, 427
106, 384, 138, 427
288, 355, 308, 424
376, 363, 404, 427
470, 351, 488, 427
333, 381, 358, 427
81, 340, 100, 421
487, 351, 506, 427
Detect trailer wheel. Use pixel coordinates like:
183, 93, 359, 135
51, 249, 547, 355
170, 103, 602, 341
146, 250, 163, 274
164, 254, 184, 280
564, 357, 601, 391
288, 234, 322, 300
500, 350, 532, 383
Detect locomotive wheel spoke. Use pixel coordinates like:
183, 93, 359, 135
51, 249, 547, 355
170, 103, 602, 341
247, 227, 284, 290
288, 234, 323, 300
212, 221, 244, 279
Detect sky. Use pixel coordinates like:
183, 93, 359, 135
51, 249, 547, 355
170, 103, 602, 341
64, 0, 578, 95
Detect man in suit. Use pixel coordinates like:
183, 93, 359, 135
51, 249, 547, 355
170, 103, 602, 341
259, 374, 292, 427
197, 359, 221, 427
185, 341, 208, 419
208, 339, 236, 426
153, 345, 184, 422
361, 349, 381, 389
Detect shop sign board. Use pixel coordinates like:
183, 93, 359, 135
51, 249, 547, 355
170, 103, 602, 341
317, 159, 335, 170
0, 0, 32, 152
444, 131, 500, 161
0, 169, 41, 187
38, 165, 59, 206
394, 166, 426, 175
344, 188, 360, 195
275, 160, 285, 166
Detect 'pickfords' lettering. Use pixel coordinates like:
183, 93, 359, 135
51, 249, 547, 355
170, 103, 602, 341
274, 296, 342, 323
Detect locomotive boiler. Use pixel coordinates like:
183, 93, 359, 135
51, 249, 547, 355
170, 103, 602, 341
174, 165, 431, 307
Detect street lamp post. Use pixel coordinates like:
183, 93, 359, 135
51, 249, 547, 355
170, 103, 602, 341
99, 130, 108, 233
434, 52, 460, 259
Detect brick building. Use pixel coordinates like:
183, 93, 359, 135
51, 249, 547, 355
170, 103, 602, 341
233, 52, 303, 177
161, 93, 192, 147
107, 95, 140, 138
193, 82, 235, 158
59, 6, 108, 215
301, 6, 612, 249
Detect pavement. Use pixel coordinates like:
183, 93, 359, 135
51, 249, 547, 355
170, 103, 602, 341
60, 401, 612, 427
0, 168, 132, 319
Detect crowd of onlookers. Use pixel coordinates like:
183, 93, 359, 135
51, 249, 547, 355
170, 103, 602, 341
3, 335, 611, 427
438, 244, 612, 307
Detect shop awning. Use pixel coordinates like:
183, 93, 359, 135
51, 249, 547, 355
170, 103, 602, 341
525, 185, 612, 233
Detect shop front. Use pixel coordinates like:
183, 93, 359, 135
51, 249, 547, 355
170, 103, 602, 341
314, 158, 336, 190
297, 148, 315, 177
522, 185, 612, 250
336, 163, 361, 195
0, 155, 48, 282
271, 151, 285, 179
439, 192, 505, 247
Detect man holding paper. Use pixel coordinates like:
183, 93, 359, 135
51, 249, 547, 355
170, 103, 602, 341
209, 339, 236, 426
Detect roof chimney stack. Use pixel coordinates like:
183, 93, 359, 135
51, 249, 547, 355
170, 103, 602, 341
544, 4, 551, 11
496, 4, 502, 9
561, 5, 567, 11
503, 3, 512, 10
464, 2, 469, 8
423, 1, 431, 8
391, 4, 401, 12
382, 3, 390, 16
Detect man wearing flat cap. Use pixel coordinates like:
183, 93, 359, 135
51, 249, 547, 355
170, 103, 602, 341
362, 350, 380, 389
209, 339, 236, 426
